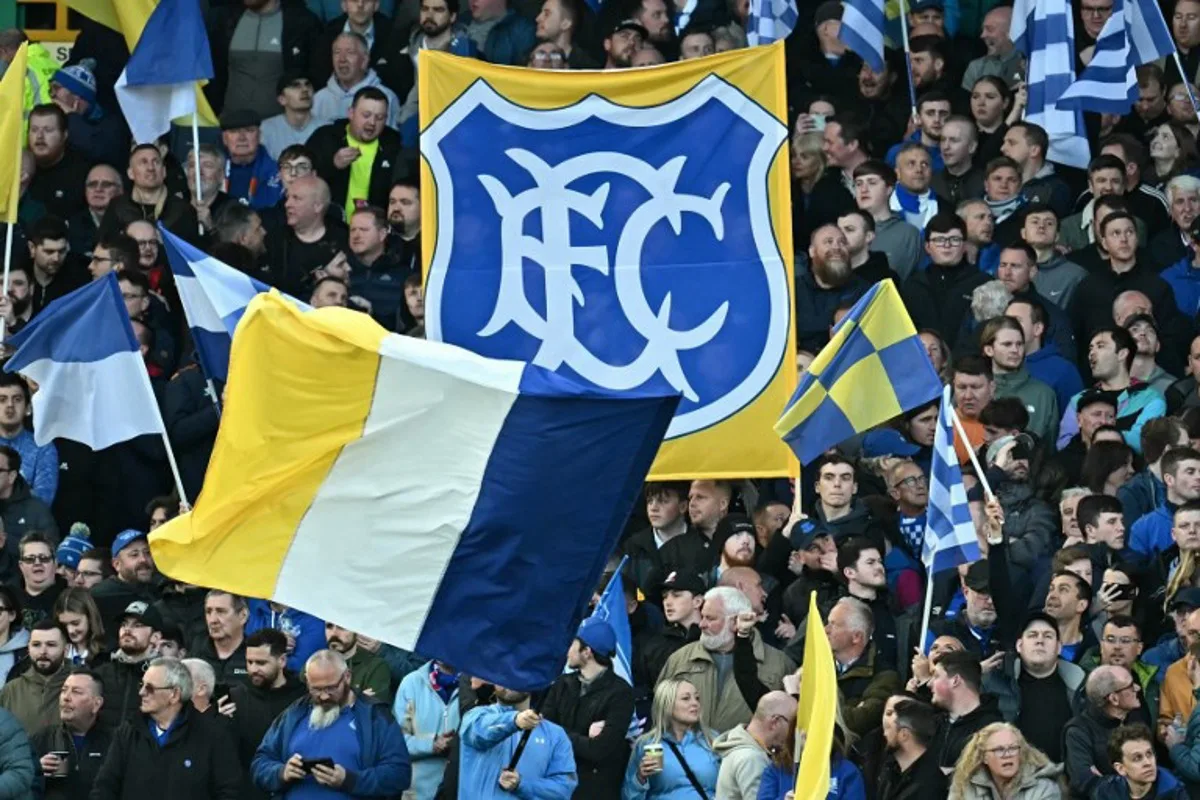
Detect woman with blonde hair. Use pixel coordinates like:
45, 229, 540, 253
790, 130, 854, 249
949, 722, 1062, 799
53, 587, 107, 666
622, 678, 719, 799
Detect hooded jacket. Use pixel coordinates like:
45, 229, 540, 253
1117, 469, 1167, 531
0, 662, 68, 734
837, 645, 903, 736
393, 661, 462, 800
934, 695, 1005, 770
94, 653, 154, 732
993, 367, 1060, 444
0, 631, 28, 693
713, 724, 769, 799
982, 653, 1085, 725
1161, 255, 1200, 317
244, 600, 326, 670
0, 479, 56, 560
311, 68, 402, 128
0, 707, 33, 799
456, 704, 576, 799
1025, 342, 1085, 418
950, 761, 1064, 800
621, 728, 719, 800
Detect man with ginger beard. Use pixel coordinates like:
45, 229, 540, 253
252, 649, 410, 797
795, 224, 866, 353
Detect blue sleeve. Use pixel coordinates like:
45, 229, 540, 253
514, 729, 577, 800
1058, 396, 1080, 450
401, 115, 419, 150
839, 762, 867, 800
342, 710, 412, 796
395, 679, 436, 760
621, 742, 648, 800
1127, 394, 1167, 453
1129, 515, 1155, 557
250, 708, 292, 794
291, 611, 327, 668
32, 442, 57, 504
942, 0, 959, 36
1171, 701, 1200, 782
461, 708, 520, 751
757, 764, 786, 799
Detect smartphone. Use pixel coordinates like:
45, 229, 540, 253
1102, 582, 1137, 601
212, 683, 231, 702
301, 757, 334, 773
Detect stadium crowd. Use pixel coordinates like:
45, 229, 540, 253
14, 0, 1200, 797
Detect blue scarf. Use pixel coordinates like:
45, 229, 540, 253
890, 186, 939, 230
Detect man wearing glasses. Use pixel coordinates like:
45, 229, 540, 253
1083, 616, 1160, 729
1064, 665, 1143, 797
91, 657, 239, 799
12, 534, 65, 632
901, 211, 987, 350
68, 164, 123, 257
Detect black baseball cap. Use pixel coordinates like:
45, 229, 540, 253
1020, 610, 1058, 636
661, 570, 705, 596
1076, 388, 1118, 414
275, 72, 312, 95
964, 560, 990, 594
610, 19, 649, 39
219, 108, 262, 131
1170, 587, 1200, 611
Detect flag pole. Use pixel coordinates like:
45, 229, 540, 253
1171, 52, 1200, 127
190, 117, 205, 235
898, 0, 919, 118
134, 363, 189, 507
947, 404, 995, 502
917, 560, 936, 654
0, 223, 12, 345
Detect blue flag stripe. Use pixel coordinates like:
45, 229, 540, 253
123, 0, 214, 87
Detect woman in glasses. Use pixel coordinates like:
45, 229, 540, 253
949, 722, 1062, 799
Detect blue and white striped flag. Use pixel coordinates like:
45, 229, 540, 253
746, 0, 799, 46
923, 385, 982, 574
1011, 0, 1091, 169
839, 0, 886, 72
588, 557, 633, 685
1058, 0, 1175, 113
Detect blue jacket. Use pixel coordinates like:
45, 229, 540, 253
1161, 256, 1200, 317
392, 662, 461, 800
1118, 469, 1167, 531
1058, 382, 1167, 453
0, 431, 56, 506
1144, 634, 1185, 683
621, 729, 719, 800
460, 705, 575, 799
223, 146, 283, 211
1092, 767, 1188, 799
1026, 343, 1085, 420
244, 600, 326, 669
756, 754, 865, 800
251, 696, 411, 796
475, 10, 536, 66
1130, 505, 1176, 559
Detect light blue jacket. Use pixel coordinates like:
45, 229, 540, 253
621, 729, 719, 800
459, 705, 577, 800
393, 662, 461, 800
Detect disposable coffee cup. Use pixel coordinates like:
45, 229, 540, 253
644, 743, 664, 773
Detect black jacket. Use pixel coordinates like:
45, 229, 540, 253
901, 260, 989, 349
205, 4, 324, 115
94, 657, 154, 732
932, 695, 1004, 769
794, 263, 867, 354
307, 120, 404, 213
540, 668, 635, 800
228, 673, 306, 800
162, 363, 219, 503
792, 171, 856, 257
635, 623, 698, 694
877, 749, 947, 800
90, 705, 240, 800
30, 720, 113, 800
191, 638, 249, 685
1068, 261, 1182, 351
1063, 704, 1123, 798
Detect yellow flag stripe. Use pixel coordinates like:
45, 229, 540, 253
0, 44, 29, 225
796, 591, 836, 799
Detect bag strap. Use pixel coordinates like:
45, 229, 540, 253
664, 738, 709, 800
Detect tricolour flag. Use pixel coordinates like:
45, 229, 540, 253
588, 558, 633, 685
3, 274, 165, 449
795, 591, 836, 799
839, 0, 886, 72
0, 43, 28, 225
111, 0, 215, 143
149, 294, 677, 690
159, 226, 273, 382
1058, 0, 1175, 113
774, 280, 941, 465
1011, 0, 1091, 169
747, 0, 799, 46
923, 385, 982, 573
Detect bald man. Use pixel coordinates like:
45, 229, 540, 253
714, 691, 798, 799
269, 174, 348, 296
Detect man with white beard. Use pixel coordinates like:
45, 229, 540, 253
796, 223, 868, 354
252, 649, 411, 797
657, 587, 794, 733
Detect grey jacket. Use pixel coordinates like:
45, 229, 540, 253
871, 214, 923, 282
0, 707, 33, 799
950, 762, 1063, 800
993, 367, 1060, 444
1032, 253, 1088, 309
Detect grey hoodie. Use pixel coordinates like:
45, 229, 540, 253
0, 629, 29, 692
1032, 253, 1088, 310
952, 761, 1064, 800
870, 214, 923, 282
713, 724, 769, 799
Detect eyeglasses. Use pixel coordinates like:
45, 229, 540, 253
1102, 635, 1140, 645
531, 52, 565, 63
85, 180, 120, 190
929, 235, 964, 247
19, 555, 52, 565
986, 745, 1021, 757
308, 675, 346, 697
75, 570, 102, 581
138, 683, 173, 694
893, 475, 928, 489
87, 255, 116, 264
281, 162, 313, 176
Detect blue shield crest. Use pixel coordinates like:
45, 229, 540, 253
424, 77, 789, 438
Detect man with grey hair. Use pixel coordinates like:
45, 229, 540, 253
184, 144, 232, 235
658, 587, 793, 733
970, 280, 1013, 327
252, 649, 410, 796
826, 597, 902, 735
1063, 665, 1141, 797
181, 658, 221, 716
312, 32, 400, 126
91, 657, 239, 798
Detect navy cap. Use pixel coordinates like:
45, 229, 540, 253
111, 529, 148, 559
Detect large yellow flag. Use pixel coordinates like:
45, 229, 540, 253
65, 0, 218, 127
796, 591, 837, 798
0, 44, 28, 225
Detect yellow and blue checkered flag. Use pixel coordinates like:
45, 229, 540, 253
774, 280, 941, 464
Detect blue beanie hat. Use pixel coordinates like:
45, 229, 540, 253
56, 523, 93, 569
576, 617, 617, 658
52, 59, 97, 109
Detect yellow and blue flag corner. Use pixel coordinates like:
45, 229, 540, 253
0, 43, 29, 225
796, 591, 836, 799
149, 293, 677, 691
774, 279, 940, 464
417, 45, 797, 481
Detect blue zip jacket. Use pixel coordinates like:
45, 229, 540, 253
621, 729, 719, 800
1058, 382, 1166, 453
0, 430, 57, 505
756, 754, 866, 800
223, 145, 283, 211
1026, 344, 1085, 420
459, 705, 576, 799
244, 600, 326, 669
252, 695, 411, 796
1144, 634, 1185, 684
1130, 505, 1176, 559
1118, 470, 1167, 531
1161, 255, 1200, 317
393, 661, 461, 800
